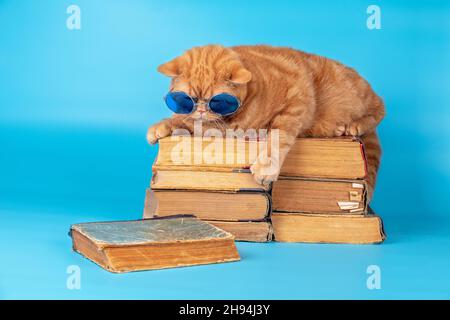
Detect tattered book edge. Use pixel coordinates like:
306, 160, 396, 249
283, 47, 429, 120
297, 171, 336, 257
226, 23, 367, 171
148, 188, 272, 220
69, 215, 236, 249
71, 231, 240, 274
272, 210, 386, 244
149, 186, 271, 194
273, 178, 368, 214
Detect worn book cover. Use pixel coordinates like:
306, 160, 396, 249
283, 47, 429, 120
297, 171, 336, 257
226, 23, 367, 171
205, 220, 273, 242
272, 177, 367, 214
143, 189, 273, 241
151, 169, 270, 192
154, 136, 366, 179
70, 216, 240, 273
145, 188, 271, 222
271, 208, 385, 244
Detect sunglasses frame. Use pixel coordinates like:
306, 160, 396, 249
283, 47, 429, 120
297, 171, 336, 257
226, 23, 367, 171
164, 91, 242, 116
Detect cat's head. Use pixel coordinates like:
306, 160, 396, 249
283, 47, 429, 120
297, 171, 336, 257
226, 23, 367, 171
157, 45, 252, 122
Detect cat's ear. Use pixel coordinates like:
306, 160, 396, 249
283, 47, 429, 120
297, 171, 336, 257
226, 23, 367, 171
229, 67, 252, 84
157, 57, 182, 77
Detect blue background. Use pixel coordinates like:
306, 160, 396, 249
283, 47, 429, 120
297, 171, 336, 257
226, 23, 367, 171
1, 0, 449, 299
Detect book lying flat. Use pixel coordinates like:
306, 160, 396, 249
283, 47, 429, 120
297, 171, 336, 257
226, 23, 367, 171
148, 189, 270, 221
151, 170, 269, 192
154, 136, 366, 179
272, 177, 367, 214
70, 216, 240, 273
271, 210, 385, 244
205, 220, 273, 242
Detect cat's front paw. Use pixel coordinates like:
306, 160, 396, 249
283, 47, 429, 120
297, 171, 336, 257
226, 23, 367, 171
345, 123, 363, 136
147, 122, 172, 144
250, 157, 280, 187
334, 123, 363, 137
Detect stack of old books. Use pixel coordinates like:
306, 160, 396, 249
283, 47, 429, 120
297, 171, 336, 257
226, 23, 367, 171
271, 137, 385, 244
144, 136, 385, 244
144, 136, 273, 242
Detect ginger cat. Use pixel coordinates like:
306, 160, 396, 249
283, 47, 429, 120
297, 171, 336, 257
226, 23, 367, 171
148, 45, 385, 199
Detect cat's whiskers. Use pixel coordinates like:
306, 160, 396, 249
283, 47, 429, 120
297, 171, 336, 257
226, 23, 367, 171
212, 118, 227, 134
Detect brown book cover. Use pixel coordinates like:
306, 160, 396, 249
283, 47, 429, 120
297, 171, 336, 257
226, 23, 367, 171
151, 169, 269, 192
271, 209, 385, 244
70, 216, 240, 273
272, 177, 367, 214
144, 188, 270, 222
204, 221, 273, 242
142, 190, 272, 242
281, 137, 366, 179
154, 136, 366, 179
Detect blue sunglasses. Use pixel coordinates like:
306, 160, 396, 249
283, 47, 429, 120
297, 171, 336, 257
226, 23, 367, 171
164, 91, 241, 116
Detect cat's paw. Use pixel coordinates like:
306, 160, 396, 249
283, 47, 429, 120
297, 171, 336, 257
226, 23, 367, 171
334, 123, 363, 137
146, 122, 171, 144
345, 123, 363, 137
250, 157, 280, 186
335, 125, 347, 136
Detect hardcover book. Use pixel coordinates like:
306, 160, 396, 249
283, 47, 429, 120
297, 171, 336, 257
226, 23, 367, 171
143, 189, 272, 241
151, 169, 269, 192
70, 216, 240, 272
154, 136, 366, 179
149, 189, 270, 221
205, 220, 273, 242
272, 177, 367, 214
271, 208, 385, 244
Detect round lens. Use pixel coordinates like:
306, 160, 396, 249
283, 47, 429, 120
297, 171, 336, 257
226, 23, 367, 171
165, 92, 195, 114
208, 93, 240, 116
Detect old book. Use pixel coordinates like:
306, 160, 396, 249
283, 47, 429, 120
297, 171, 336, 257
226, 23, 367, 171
281, 137, 366, 179
154, 136, 366, 179
271, 210, 385, 244
148, 189, 270, 221
70, 216, 240, 273
272, 177, 367, 214
142, 190, 272, 242
205, 220, 273, 242
151, 169, 269, 192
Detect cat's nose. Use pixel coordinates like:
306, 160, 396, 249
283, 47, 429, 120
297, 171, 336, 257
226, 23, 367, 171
197, 105, 207, 114
197, 101, 207, 113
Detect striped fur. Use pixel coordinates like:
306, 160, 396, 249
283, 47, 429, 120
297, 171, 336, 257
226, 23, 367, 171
148, 45, 385, 199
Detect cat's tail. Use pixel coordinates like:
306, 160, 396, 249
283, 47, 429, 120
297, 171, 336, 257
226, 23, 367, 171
360, 130, 382, 202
